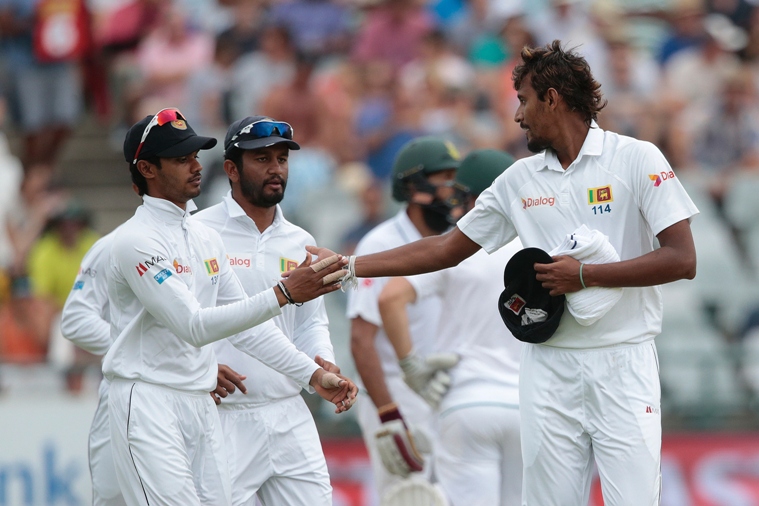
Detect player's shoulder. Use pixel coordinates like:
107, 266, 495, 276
275, 212, 316, 245
191, 202, 227, 228
601, 130, 662, 161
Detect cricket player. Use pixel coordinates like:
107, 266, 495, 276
61, 230, 249, 506
192, 116, 347, 505
346, 136, 461, 496
315, 41, 699, 505
378, 149, 523, 506
106, 109, 356, 506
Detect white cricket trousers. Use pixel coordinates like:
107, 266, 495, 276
218, 395, 331, 506
355, 374, 436, 497
90, 379, 126, 506
109, 380, 231, 506
520, 342, 662, 506
436, 403, 522, 506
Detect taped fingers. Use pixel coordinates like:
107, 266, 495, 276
310, 254, 339, 272
322, 269, 348, 286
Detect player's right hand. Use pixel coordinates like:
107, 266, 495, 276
374, 403, 425, 477
310, 369, 358, 413
211, 364, 247, 405
399, 351, 460, 410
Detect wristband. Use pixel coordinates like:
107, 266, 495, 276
277, 280, 303, 306
579, 263, 587, 289
340, 255, 358, 292
377, 402, 403, 423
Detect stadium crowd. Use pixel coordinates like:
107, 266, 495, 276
1, 0, 759, 424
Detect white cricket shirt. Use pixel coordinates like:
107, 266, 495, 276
192, 192, 335, 405
457, 123, 699, 349
346, 210, 442, 378
61, 231, 116, 356
407, 239, 524, 411
102, 196, 319, 393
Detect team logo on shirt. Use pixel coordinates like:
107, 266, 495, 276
504, 294, 526, 315
587, 185, 613, 204
173, 258, 192, 275
280, 258, 298, 273
522, 196, 555, 209
649, 171, 676, 187
135, 255, 167, 276
204, 258, 220, 276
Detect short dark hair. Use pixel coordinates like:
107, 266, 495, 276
224, 147, 244, 187
512, 40, 606, 127
129, 156, 161, 196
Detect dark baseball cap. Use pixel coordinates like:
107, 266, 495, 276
498, 247, 565, 344
224, 116, 300, 154
123, 110, 217, 164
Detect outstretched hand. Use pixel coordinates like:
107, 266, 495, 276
279, 253, 348, 303
534, 255, 583, 296
310, 369, 358, 414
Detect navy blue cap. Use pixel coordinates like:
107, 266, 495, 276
224, 116, 300, 154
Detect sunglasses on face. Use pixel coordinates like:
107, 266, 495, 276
132, 108, 186, 164
228, 119, 295, 147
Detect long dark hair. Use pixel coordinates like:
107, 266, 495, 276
512, 40, 606, 126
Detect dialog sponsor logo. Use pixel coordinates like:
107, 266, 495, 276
173, 259, 192, 275
135, 255, 167, 276
228, 254, 251, 268
522, 196, 555, 209
649, 171, 676, 187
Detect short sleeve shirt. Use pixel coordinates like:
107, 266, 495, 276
457, 124, 699, 349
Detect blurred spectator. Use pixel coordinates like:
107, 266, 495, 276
352, 0, 435, 71
0, 98, 24, 284
354, 60, 420, 180
217, 0, 267, 55
27, 199, 99, 392
670, 66, 759, 203
0, 275, 54, 364
313, 62, 364, 163
128, 3, 213, 121
341, 179, 387, 255
269, 0, 353, 58
6, 165, 67, 277
183, 32, 241, 132
597, 28, 661, 143
661, 13, 745, 113
93, 0, 162, 53
232, 25, 296, 118
445, 0, 504, 56
0, 0, 87, 167
658, 0, 708, 65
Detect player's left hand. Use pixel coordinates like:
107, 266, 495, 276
211, 364, 247, 405
534, 255, 583, 296
310, 369, 358, 414
399, 351, 459, 409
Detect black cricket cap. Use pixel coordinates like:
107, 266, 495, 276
224, 116, 300, 154
498, 247, 565, 344
123, 112, 217, 164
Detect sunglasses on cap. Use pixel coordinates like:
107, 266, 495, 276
227, 119, 294, 147
132, 108, 186, 164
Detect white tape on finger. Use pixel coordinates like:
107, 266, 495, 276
310, 254, 339, 272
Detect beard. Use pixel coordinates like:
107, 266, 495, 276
526, 135, 551, 153
239, 173, 286, 208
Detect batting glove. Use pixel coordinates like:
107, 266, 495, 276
374, 403, 426, 478
399, 350, 460, 410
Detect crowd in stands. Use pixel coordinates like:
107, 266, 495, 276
1, 0, 759, 420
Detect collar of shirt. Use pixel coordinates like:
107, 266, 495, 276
222, 190, 283, 235
539, 120, 604, 173
142, 195, 197, 226
394, 207, 424, 243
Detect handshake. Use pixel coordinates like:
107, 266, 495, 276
375, 351, 459, 477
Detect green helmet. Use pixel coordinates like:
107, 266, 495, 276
391, 137, 462, 202
456, 149, 515, 196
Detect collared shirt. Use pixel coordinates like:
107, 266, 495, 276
346, 209, 442, 378
407, 239, 524, 411
457, 123, 699, 349
102, 195, 318, 393
192, 192, 334, 405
